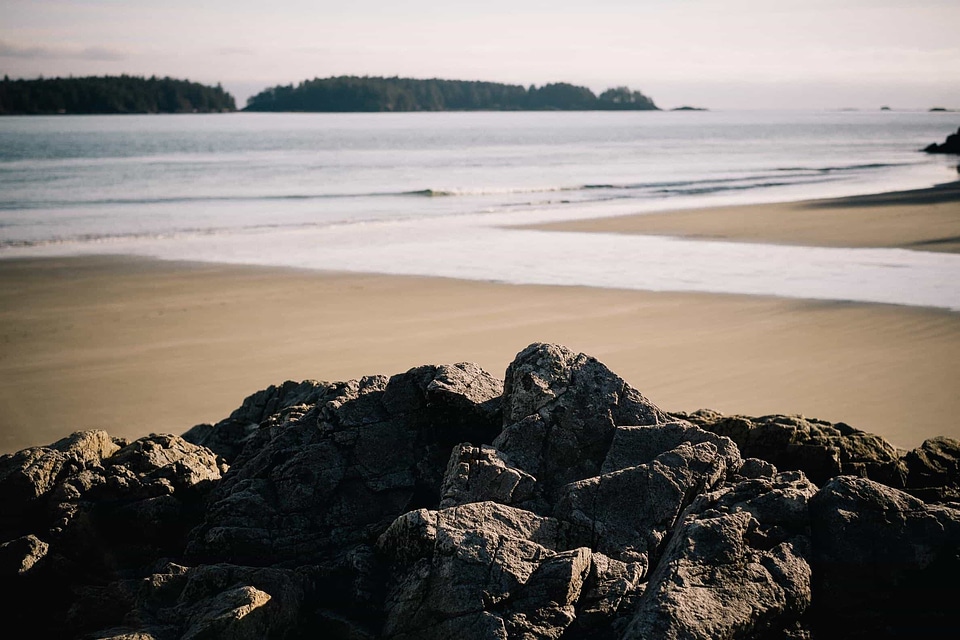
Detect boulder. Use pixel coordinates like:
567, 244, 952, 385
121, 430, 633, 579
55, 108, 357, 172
556, 440, 733, 565
2, 343, 959, 639
183, 379, 333, 464
377, 502, 574, 639
923, 127, 960, 154
679, 410, 906, 487
80, 562, 309, 640
495, 343, 668, 502
809, 476, 960, 638
0, 430, 120, 516
0, 433, 225, 638
624, 471, 817, 639
903, 436, 960, 503
186, 363, 503, 566
184, 363, 503, 637
439, 443, 538, 510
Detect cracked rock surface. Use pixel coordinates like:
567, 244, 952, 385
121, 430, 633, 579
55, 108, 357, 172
2, 343, 957, 638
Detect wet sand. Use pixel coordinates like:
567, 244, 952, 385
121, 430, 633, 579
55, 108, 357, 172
525, 181, 960, 253
1, 255, 958, 454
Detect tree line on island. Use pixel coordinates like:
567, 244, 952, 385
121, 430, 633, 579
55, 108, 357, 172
0, 74, 660, 114
244, 76, 659, 112
0, 75, 236, 115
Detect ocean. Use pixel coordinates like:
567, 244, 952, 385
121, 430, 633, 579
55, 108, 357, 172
1, 110, 959, 310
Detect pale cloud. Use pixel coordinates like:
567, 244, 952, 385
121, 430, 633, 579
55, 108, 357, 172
0, 40, 127, 61
77, 46, 127, 61
0, 41, 52, 58
0, 1, 957, 109
217, 47, 257, 56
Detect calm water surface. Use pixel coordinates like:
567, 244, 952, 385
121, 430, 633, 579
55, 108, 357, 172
1, 111, 959, 309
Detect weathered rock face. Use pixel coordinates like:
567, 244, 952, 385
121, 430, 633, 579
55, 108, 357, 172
0, 431, 226, 638
626, 471, 817, 640
1, 343, 958, 639
497, 343, 668, 503
186, 364, 503, 561
677, 410, 906, 487
183, 379, 334, 464
680, 410, 960, 505
903, 436, 960, 503
377, 501, 580, 639
923, 126, 960, 154
810, 476, 960, 639
185, 362, 505, 637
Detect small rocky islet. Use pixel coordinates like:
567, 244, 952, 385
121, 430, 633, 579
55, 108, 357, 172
923, 126, 960, 154
1, 343, 958, 639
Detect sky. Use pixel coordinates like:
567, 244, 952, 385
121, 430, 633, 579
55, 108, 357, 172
1, 0, 958, 110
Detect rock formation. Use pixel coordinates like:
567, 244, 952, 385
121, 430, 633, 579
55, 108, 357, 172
1, 343, 957, 639
923, 126, 960, 154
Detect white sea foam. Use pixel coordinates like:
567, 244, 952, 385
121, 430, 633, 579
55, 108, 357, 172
6, 211, 959, 312
2, 111, 959, 310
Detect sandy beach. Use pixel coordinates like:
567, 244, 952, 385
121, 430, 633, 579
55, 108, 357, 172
2, 246, 958, 454
525, 181, 960, 252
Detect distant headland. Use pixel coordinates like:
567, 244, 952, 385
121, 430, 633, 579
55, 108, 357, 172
0, 75, 236, 115
243, 76, 660, 112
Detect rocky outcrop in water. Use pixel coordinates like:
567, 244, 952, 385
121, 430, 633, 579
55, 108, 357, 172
923, 126, 960, 154
1, 343, 957, 639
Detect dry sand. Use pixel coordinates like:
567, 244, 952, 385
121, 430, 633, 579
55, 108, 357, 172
1, 255, 958, 454
525, 181, 960, 253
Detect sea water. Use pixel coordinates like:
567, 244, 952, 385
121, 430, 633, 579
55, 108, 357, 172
1, 110, 959, 309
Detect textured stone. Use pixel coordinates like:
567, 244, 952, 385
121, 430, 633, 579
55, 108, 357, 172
0, 533, 48, 575
439, 443, 538, 510
903, 436, 960, 503
809, 476, 960, 638
496, 343, 667, 501
183, 379, 333, 464
679, 410, 906, 487
187, 364, 503, 568
3, 343, 959, 639
0, 430, 120, 509
0, 433, 225, 638
625, 471, 818, 640
377, 501, 579, 640
556, 440, 732, 564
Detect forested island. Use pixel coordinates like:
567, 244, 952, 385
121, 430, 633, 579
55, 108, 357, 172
0, 75, 236, 115
244, 76, 659, 112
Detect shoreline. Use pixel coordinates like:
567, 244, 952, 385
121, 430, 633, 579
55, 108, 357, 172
2, 254, 959, 454
521, 180, 960, 253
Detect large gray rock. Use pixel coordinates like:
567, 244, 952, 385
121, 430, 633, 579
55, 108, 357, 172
0, 433, 225, 638
184, 362, 503, 637
0, 430, 120, 515
625, 471, 818, 639
903, 436, 960, 503
809, 476, 960, 638
556, 440, 734, 565
187, 363, 503, 567
495, 343, 668, 502
3, 343, 959, 639
79, 562, 308, 640
377, 502, 573, 639
440, 443, 538, 510
183, 379, 333, 464
679, 410, 906, 487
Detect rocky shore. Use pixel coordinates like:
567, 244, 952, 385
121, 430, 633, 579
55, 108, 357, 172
923, 126, 960, 154
2, 343, 958, 639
